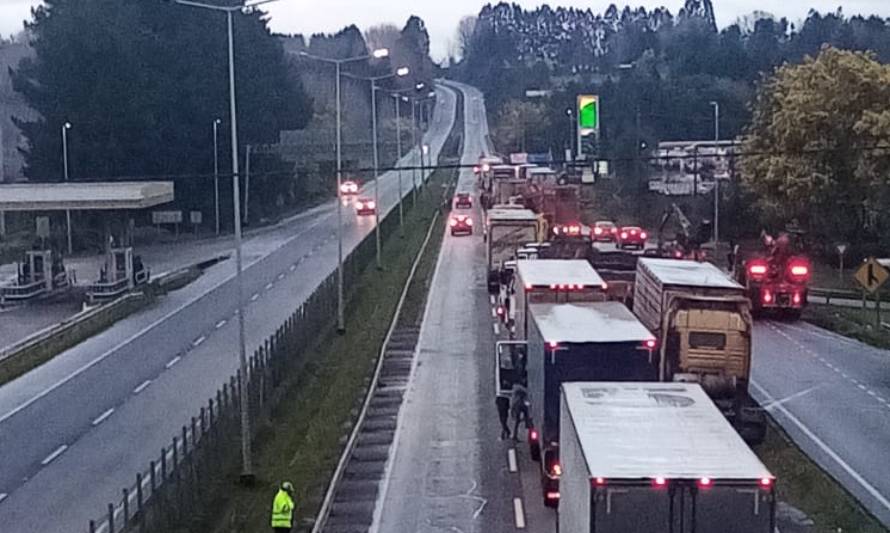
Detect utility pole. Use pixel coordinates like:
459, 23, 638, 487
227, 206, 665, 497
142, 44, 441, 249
244, 144, 251, 226
710, 101, 720, 244
393, 94, 404, 236
62, 122, 73, 255
213, 118, 221, 236
371, 80, 382, 269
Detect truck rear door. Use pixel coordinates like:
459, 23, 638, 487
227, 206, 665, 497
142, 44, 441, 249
593, 485, 672, 532
694, 485, 774, 533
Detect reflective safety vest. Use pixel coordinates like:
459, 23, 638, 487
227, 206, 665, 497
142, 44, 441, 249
271, 489, 294, 529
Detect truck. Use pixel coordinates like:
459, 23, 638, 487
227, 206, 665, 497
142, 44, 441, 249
496, 301, 659, 507
486, 207, 540, 294
633, 257, 765, 443
559, 382, 776, 533
510, 259, 607, 339
733, 230, 811, 319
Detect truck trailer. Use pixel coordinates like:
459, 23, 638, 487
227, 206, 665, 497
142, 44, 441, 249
632, 257, 765, 443
559, 382, 776, 533
486, 207, 540, 293
518, 301, 659, 506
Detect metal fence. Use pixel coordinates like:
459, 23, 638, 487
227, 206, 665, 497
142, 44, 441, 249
88, 187, 420, 533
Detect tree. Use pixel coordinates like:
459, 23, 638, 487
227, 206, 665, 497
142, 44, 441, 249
739, 47, 890, 250
492, 100, 551, 153
11, 0, 311, 188
364, 24, 400, 54
455, 15, 476, 59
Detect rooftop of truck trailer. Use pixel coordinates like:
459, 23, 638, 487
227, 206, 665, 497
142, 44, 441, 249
487, 208, 538, 222
529, 301, 654, 344
638, 257, 742, 290
561, 382, 773, 481
517, 259, 605, 289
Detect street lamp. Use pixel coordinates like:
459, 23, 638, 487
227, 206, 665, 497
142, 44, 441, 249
61, 122, 72, 255
565, 108, 574, 161
391, 94, 405, 236
213, 118, 221, 236
298, 47, 389, 332
710, 100, 720, 244
344, 66, 411, 269
171, 0, 279, 483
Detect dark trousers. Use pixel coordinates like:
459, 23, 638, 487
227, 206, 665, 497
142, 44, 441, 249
512, 405, 531, 440
495, 396, 511, 438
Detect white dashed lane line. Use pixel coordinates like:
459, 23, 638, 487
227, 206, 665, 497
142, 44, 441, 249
215, 319, 227, 329
265, 282, 274, 290
133, 380, 152, 395
493, 323, 500, 335
278, 273, 285, 280
193, 336, 206, 347
41, 445, 68, 466
250, 293, 259, 302
91, 408, 115, 427
0, 493, 7, 504
165, 356, 182, 369
513, 498, 526, 529
507, 448, 518, 473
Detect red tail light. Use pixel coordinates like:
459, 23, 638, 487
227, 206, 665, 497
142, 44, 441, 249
449, 218, 457, 227
640, 232, 648, 240
760, 477, 773, 488
497, 306, 505, 316
699, 477, 712, 488
549, 284, 557, 290
594, 477, 606, 486
762, 290, 773, 304
594, 227, 603, 235
551, 462, 562, 476
545, 491, 560, 500
466, 218, 473, 226
367, 201, 376, 209
473, 165, 480, 173
610, 228, 618, 234
748, 263, 768, 276
793, 292, 802, 305
620, 232, 628, 239
601, 282, 609, 290
653, 477, 668, 488
789, 263, 809, 278
547, 341, 559, 350
645, 339, 657, 349
530, 429, 539, 441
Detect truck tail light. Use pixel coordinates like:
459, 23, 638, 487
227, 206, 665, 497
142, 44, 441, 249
530, 428, 539, 441
699, 477, 712, 488
594, 477, 606, 486
551, 462, 562, 476
748, 262, 768, 277
601, 282, 609, 290
789, 261, 810, 280
547, 341, 559, 350
497, 306, 505, 316
466, 218, 473, 226
640, 232, 648, 240
449, 218, 457, 227
762, 290, 773, 304
546, 491, 560, 500
653, 477, 668, 488
367, 201, 376, 209
760, 477, 773, 488
594, 227, 603, 235
793, 292, 802, 305
644, 339, 656, 349
620, 232, 628, 239
473, 165, 480, 173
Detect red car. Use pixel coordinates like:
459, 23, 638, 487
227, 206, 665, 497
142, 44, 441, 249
354, 197, 376, 216
592, 220, 618, 242
340, 180, 359, 195
617, 226, 647, 249
449, 214, 473, 236
454, 193, 473, 209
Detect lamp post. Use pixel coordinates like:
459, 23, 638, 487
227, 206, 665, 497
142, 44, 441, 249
172, 0, 279, 482
710, 100, 720, 244
213, 118, 221, 236
61, 122, 72, 255
345, 67, 411, 270
392, 94, 404, 236
298, 47, 389, 331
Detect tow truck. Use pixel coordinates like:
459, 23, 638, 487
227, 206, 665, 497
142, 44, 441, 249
734, 230, 810, 319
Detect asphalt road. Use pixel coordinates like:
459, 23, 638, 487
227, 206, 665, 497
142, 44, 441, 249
0, 84, 457, 533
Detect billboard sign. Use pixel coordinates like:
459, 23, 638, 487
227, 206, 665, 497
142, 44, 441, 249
577, 95, 600, 157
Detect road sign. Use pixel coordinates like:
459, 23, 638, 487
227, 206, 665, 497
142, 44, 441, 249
190, 211, 203, 225
152, 210, 182, 224
854, 257, 889, 293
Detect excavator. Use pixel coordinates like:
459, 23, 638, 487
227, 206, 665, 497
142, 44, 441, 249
656, 203, 713, 261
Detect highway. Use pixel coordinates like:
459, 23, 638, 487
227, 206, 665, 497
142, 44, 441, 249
372, 82, 890, 532
0, 84, 457, 533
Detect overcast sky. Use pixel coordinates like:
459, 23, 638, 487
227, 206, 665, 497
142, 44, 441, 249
2, 1, 889, 60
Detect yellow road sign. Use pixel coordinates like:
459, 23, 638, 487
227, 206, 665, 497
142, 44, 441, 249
854, 257, 889, 293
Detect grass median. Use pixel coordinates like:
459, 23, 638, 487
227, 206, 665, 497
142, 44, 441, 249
192, 169, 454, 533
803, 303, 890, 350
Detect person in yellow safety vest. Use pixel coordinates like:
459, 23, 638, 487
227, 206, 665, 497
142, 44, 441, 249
271, 481, 295, 532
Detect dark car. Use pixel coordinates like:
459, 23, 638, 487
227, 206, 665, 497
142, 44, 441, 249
354, 197, 376, 216
617, 226, 647, 249
454, 193, 473, 209
449, 214, 473, 236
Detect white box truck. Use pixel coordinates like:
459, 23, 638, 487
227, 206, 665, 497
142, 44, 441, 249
559, 382, 776, 533
632, 258, 765, 443
486, 208, 540, 294
510, 301, 659, 507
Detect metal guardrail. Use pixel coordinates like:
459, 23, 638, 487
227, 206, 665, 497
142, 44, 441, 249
809, 287, 863, 305
0, 279, 47, 301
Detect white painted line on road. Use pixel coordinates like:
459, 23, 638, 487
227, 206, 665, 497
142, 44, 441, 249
490, 295, 495, 305
165, 356, 182, 369
215, 319, 227, 329
752, 381, 890, 514
41, 444, 68, 466
490, 307, 497, 318
508, 448, 518, 472
513, 498, 526, 529
250, 293, 259, 302
841, 373, 849, 379
192, 335, 206, 347
278, 273, 285, 280
92, 408, 115, 426
867, 390, 877, 397
290, 264, 297, 271
133, 380, 152, 395
265, 282, 274, 290
858, 384, 867, 391
0, 493, 7, 504
493, 323, 500, 335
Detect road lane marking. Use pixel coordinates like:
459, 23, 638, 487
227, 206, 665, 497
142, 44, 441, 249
290, 264, 297, 271
92, 408, 115, 426
867, 390, 877, 397
0, 493, 7, 504
41, 444, 68, 466
762, 385, 822, 409
165, 356, 182, 369
265, 282, 274, 290
133, 380, 152, 395
277, 273, 285, 280
752, 381, 890, 514
490, 307, 497, 318
508, 448, 518, 472
215, 319, 227, 329
493, 323, 500, 335
513, 498, 526, 529
490, 295, 495, 305
192, 336, 206, 347
858, 384, 867, 391
250, 293, 259, 301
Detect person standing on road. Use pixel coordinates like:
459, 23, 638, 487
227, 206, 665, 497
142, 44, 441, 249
495, 395, 511, 439
511, 382, 531, 442
271, 481, 296, 532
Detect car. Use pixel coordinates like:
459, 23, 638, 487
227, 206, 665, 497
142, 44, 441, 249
454, 193, 473, 209
617, 226, 647, 249
354, 197, 376, 216
340, 180, 359, 195
449, 214, 473, 236
592, 220, 618, 242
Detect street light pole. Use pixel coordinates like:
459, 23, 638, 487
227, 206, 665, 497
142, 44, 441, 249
393, 94, 404, 236
62, 122, 72, 255
172, 0, 281, 483
710, 101, 720, 244
371, 79, 382, 269
213, 118, 221, 236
